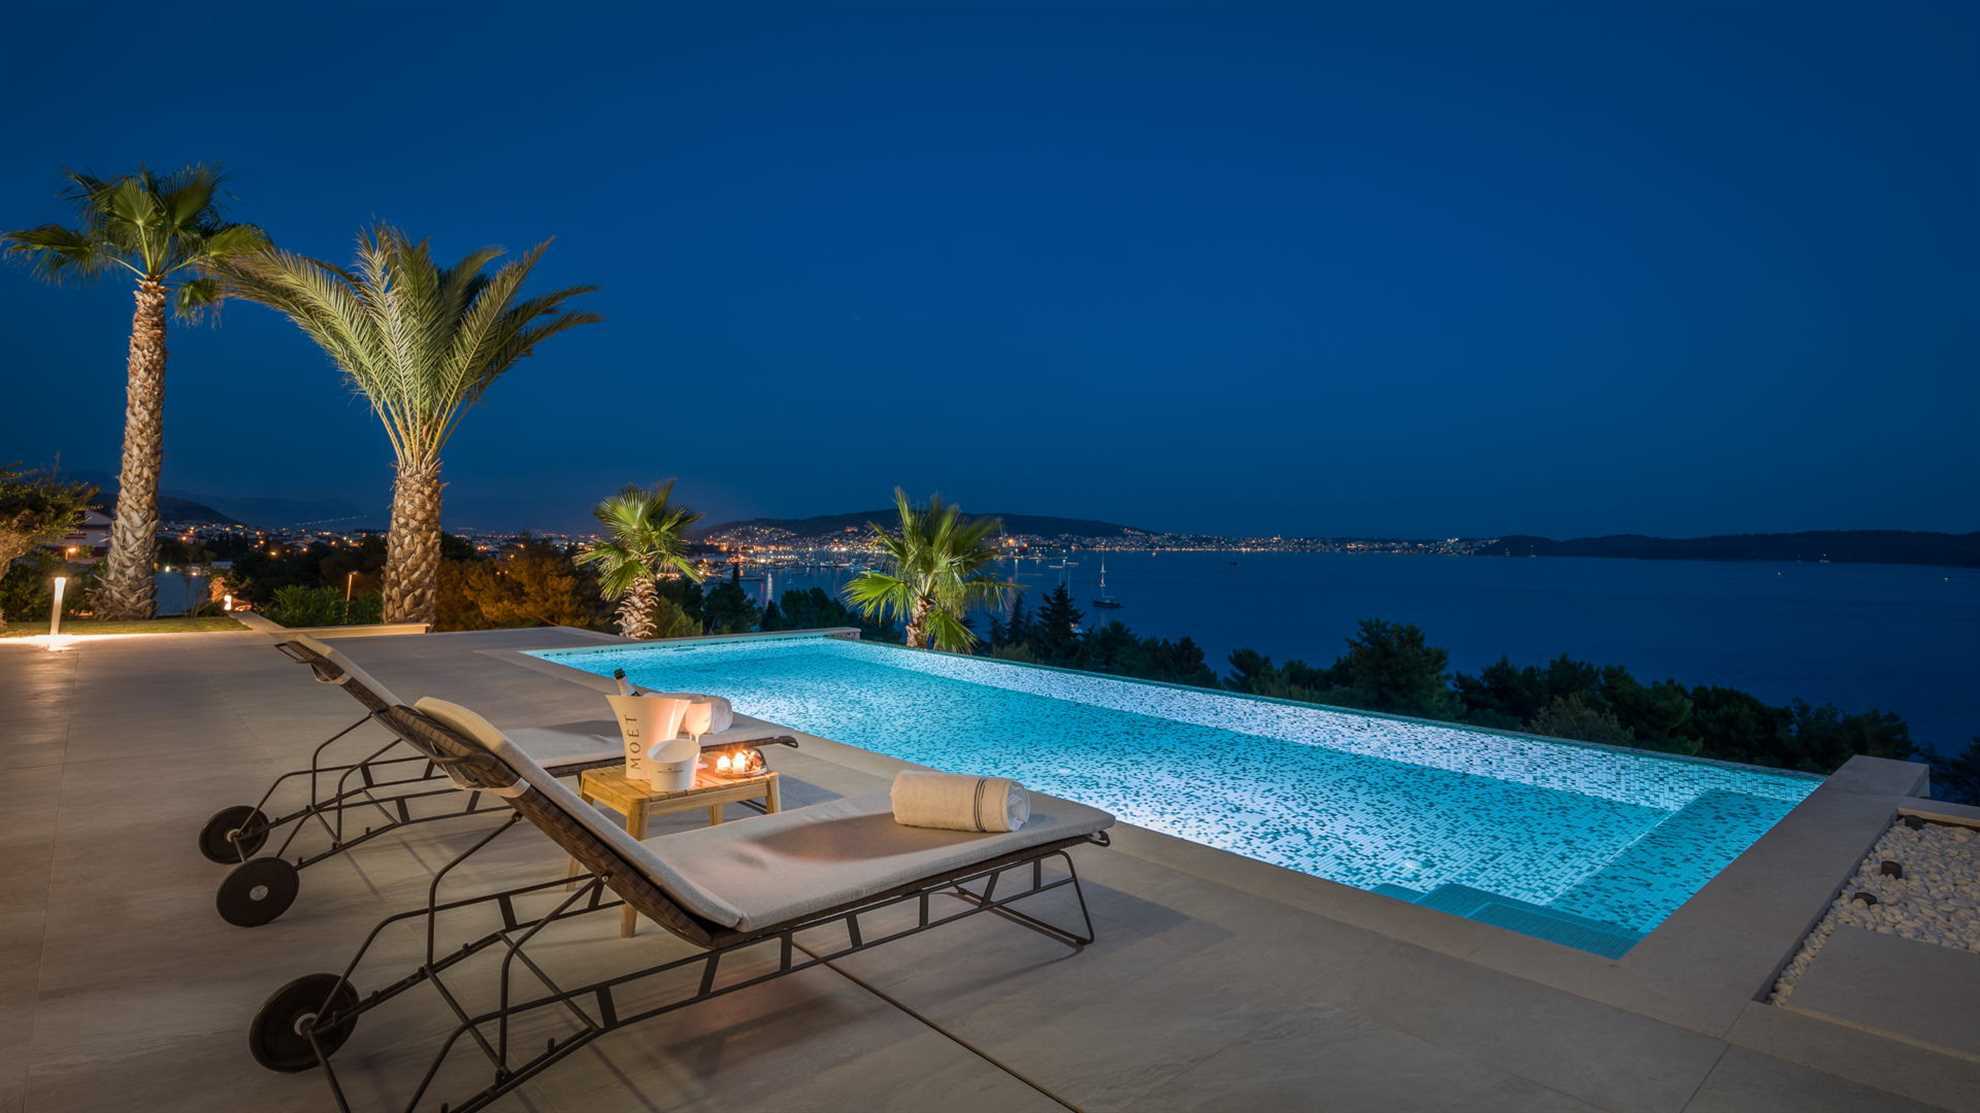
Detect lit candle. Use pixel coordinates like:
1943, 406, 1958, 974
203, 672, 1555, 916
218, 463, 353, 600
715, 754, 731, 773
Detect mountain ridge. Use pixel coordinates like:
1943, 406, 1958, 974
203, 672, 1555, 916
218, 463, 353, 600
63, 471, 373, 528
64, 471, 241, 527
703, 513, 1980, 568
701, 510, 1148, 539
1478, 530, 1980, 568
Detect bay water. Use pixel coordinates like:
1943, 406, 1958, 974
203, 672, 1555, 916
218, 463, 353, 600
761, 551, 1979, 754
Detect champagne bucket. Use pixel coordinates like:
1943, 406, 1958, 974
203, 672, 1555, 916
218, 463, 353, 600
605, 694, 690, 782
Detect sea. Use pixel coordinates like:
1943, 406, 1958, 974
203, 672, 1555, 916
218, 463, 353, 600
753, 552, 1980, 755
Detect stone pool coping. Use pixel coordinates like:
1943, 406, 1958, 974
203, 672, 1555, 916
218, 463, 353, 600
773, 726, 1970, 1106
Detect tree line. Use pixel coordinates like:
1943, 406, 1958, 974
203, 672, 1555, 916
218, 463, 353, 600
986, 583, 1977, 800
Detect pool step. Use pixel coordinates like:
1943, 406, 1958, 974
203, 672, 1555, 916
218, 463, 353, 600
1371, 883, 1429, 903
1372, 883, 1641, 958
1550, 790, 1791, 934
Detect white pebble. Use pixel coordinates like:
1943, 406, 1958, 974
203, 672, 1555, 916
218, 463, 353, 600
1768, 819, 1980, 1004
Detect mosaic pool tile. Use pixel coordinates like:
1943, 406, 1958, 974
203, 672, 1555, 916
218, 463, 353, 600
534, 634, 1819, 955
1550, 790, 1796, 933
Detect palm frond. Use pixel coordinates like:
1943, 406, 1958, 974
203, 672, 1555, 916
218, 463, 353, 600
843, 570, 912, 619
179, 223, 270, 269
922, 608, 976, 652
0, 224, 117, 280
576, 481, 702, 601
175, 276, 222, 322
7, 164, 262, 290
844, 488, 1014, 647
160, 166, 219, 227
207, 223, 596, 469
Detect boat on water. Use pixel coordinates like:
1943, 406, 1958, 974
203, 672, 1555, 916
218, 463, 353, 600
1092, 558, 1122, 609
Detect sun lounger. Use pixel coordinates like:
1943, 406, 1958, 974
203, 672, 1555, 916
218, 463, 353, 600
246, 696, 1112, 1112
200, 638, 796, 927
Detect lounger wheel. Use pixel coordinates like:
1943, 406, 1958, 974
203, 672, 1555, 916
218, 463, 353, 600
249, 973, 359, 1072
218, 857, 300, 927
198, 805, 270, 863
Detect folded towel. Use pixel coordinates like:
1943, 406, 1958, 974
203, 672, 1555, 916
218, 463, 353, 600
890, 770, 1029, 833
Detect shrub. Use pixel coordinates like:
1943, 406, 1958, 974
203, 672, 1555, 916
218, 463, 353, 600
264, 585, 382, 628
434, 543, 607, 632
348, 592, 384, 624
0, 550, 89, 624
0, 467, 96, 622
264, 585, 344, 627
1528, 693, 1637, 748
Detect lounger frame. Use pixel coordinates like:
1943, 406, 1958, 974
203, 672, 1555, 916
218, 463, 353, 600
203, 642, 557, 869
206, 641, 793, 926
272, 704, 1108, 1113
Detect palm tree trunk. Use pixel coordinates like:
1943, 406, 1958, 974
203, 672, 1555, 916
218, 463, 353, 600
382, 460, 442, 625
904, 594, 933, 649
617, 576, 658, 639
96, 278, 168, 620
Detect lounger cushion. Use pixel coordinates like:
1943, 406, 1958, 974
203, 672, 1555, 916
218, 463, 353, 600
296, 644, 621, 769
411, 699, 1114, 934
296, 636, 406, 709
414, 699, 748, 923
641, 792, 1114, 931
507, 720, 786, 770
505, 722, 623, 768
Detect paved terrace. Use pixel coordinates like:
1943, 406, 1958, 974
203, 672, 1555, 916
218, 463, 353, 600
2, 627, 1976, 1113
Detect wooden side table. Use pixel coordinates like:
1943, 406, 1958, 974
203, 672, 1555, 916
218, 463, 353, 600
573, 764, 782, 937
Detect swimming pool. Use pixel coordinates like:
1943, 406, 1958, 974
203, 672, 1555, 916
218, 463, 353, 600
531, 633, 1821, 957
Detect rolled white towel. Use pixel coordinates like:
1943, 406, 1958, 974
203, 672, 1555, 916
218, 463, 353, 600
890, 770, 1029, 833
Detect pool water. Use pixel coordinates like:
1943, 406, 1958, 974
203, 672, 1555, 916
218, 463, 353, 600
533, 634, 1820, 957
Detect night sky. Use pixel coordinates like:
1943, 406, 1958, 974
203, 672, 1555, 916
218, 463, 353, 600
2, 4, 1973, 537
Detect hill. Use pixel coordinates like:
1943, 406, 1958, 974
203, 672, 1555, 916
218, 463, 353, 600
67, 471, 241, 526
196, 493, 371, 529
1477, 530, 1980, 568
702, 510, 1146, 540
63, 471, 378, 528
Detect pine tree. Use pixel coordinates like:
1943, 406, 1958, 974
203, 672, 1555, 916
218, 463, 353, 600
1033, 585, 1084, 665
1002, 595, 1033, 647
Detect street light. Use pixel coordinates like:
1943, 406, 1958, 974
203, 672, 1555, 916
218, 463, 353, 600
343, 570, 356, 624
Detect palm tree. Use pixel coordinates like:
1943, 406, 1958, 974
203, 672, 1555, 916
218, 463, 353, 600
4, 167, 267, 618
208, 227, 599, 624
574, 482, 703, 639
843, 489, 1017, 651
